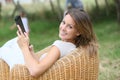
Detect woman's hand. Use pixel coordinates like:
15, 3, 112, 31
17, 25, 30, 50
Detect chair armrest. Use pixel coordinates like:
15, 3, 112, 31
10, 64, 37, 80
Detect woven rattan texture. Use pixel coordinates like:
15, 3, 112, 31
0, 59, 10, 80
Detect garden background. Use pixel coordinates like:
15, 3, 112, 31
0, 0, 120, 80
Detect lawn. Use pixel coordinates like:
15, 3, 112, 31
93, 19, 120, 80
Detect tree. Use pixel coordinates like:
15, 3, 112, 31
49, 0, 62, 21
57, 0, 63, 21
49, 0, 56, 16
11, 0, 26, 17
95, 0, 99, 10
115, 0, 120, 26
104, 0, 109, 16
0, 2, 1, 20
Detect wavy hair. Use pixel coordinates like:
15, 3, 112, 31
65, 8, 98, 56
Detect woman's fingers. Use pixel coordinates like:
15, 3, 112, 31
17, 25, 24, 36
24, 32, 29, 39
17, 25, 28, 38
29, 45, 34, 52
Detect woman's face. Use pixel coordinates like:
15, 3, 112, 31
59, 14, 79, 43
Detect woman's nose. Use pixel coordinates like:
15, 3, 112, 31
61, 25, 67, 30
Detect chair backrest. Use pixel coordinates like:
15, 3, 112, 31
38, 48, 99, 80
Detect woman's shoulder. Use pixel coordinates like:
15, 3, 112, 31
52, 40, 76, 57
53, 40, 76, 47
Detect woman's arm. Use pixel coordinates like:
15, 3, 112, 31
17, 25, 60, 77
29, 46, 60, 77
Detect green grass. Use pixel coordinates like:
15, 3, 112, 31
93, 19, 120, 80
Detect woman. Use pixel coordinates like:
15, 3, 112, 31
0, 8, 98, 77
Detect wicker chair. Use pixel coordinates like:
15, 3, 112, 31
0, 46, 99, 80
0, 59, 10, 80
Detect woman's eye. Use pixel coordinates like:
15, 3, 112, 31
62, 21, 65, 24
68, 25, 73, 29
